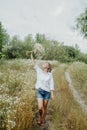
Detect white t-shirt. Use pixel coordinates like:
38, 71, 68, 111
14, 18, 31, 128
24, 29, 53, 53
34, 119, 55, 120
34, 64, 54, 92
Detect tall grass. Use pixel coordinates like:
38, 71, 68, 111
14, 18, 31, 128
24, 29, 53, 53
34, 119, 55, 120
0, 59, 58, 130
50, 64, 87, 130
69, 62, 87, 102
0, 59, 36, 130
1, 60, 87, 130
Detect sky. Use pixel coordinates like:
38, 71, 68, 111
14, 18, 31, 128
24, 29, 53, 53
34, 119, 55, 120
0, 0, 87, 53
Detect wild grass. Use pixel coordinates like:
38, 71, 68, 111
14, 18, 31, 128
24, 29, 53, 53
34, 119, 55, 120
0, 59, 36, 130
50, 64, 87, 130
69, 62, 87, 103
1, 60, 87, 130
0, 59, 58, 130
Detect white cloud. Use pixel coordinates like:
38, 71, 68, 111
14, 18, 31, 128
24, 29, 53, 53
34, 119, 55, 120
51, 3, 65, 16
0, 0, 87, 53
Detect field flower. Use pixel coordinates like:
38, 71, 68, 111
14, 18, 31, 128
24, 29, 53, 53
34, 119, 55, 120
34, 43, 45, 54
0, 59, 57, 130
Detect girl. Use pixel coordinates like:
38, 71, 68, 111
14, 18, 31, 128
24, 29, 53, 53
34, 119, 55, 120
31, 53, 54, 125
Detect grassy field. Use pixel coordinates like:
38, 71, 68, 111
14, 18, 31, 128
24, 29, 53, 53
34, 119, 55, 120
0, 59, 87, 130
0, 59, 58, 130
0, 59, 36, 130
69, 62, 87, 104
50, 64, 87, 130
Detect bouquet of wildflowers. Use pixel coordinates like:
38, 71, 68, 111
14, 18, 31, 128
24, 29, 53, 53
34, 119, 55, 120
26, 43, 45, 59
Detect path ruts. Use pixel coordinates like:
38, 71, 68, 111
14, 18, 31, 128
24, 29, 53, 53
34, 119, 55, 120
65, 71, 87, 113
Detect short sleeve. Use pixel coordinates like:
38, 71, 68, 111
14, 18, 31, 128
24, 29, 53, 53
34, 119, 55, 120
50, 73, 54, 91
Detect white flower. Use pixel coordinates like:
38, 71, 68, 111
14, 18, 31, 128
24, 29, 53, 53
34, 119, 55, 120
34, 43, 45, 54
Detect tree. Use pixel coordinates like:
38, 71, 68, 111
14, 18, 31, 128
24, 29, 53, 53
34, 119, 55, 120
4, 34, 35, 59
0, 22, 9, 52
76, 8, 87, 38
35, 33, 47, 44
24, 34, 35, 51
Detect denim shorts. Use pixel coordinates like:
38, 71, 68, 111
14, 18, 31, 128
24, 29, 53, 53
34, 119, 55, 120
37, 88, 51, 100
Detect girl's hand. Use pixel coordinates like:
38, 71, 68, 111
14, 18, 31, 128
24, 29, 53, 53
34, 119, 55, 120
30, 52, 35, 65
51, 94, 54, 100
51, 91, 54, 100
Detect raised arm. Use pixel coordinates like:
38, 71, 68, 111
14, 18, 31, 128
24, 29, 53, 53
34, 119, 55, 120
30, 52, 35, 65
30, 51, 42, 72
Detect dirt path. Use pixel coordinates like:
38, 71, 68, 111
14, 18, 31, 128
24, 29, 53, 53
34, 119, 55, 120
30, 69, 55, 130
30, 106, 53, 130
65, 71, 87, 113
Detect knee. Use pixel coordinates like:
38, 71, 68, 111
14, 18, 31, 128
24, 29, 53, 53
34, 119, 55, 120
43, 105, 47, 109
38, 106, 43, 110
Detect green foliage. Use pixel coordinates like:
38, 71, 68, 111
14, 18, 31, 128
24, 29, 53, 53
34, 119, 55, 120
35, 33, 46, 44
43, 43, 81, 63
0, 22, 87, 63
63, 45, 80, 62
2, 33, 87, 63
3, 34, 35, 59
0, 22, 9, 53
77, 53, 87, 64
76, 8, 87, 38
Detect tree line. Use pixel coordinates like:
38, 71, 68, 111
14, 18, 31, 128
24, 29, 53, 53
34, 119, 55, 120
0, 21, 87, 63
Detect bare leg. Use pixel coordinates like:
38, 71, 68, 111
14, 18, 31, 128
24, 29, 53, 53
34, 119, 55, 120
37, 98, 44, 124
42, 100, 49, 122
